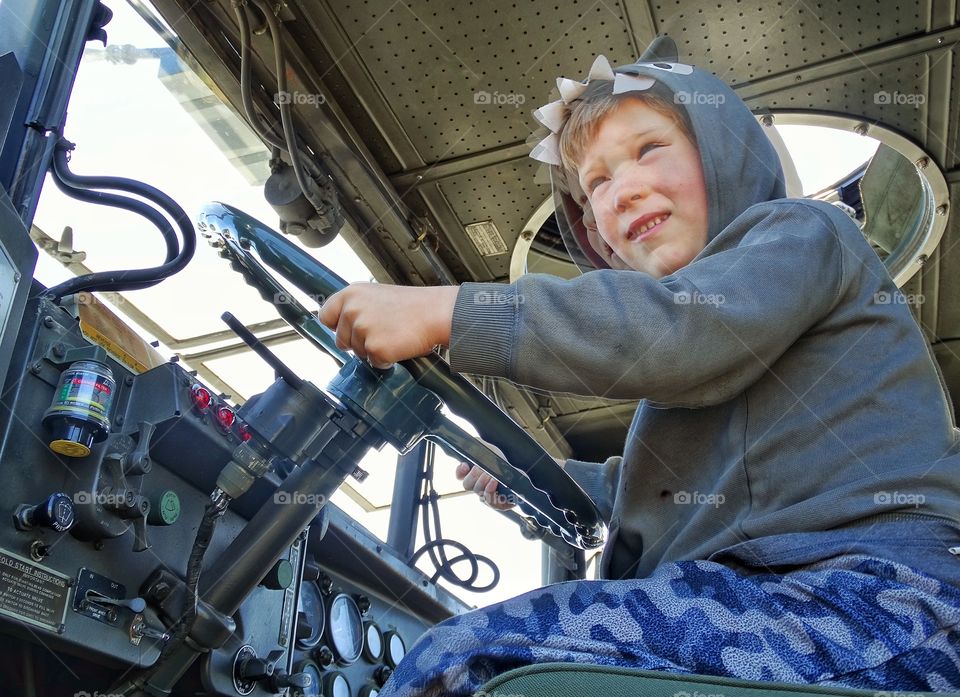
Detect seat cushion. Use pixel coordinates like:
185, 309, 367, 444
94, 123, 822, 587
477, 662, 955, 697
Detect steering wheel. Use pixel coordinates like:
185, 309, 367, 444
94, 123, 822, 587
198, 202, 605, 550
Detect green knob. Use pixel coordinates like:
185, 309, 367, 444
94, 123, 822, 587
261, 558, 294, 590
148, 490, 180, 525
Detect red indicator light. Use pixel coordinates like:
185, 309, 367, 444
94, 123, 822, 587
239, 424, 253, 442
216, 405, 235, 430
191, 384, 211, 412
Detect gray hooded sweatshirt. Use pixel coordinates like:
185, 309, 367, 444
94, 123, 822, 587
449, 42, 960, 583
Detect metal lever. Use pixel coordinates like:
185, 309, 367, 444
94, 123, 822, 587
101, 487, 152, 551
221, 312, 303, 389
125, 421, 155, 475
85, 591, 147, 614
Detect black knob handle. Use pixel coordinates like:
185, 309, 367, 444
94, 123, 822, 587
314, 645, 334, 667
271, 670, 311, 690
374, 665, 393, 687
14, 493, 76, 532
238, 656, 275, 681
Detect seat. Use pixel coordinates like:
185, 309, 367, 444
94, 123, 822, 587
477, 662, 959, 697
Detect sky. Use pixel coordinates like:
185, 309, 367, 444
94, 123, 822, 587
29, 0, 880, 606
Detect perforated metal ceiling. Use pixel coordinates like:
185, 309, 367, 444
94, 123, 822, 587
331, 0, 637, 162
656, 1, 927, 81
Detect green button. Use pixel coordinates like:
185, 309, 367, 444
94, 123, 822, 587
261, 558, 294, 590
148, 490, 180, 525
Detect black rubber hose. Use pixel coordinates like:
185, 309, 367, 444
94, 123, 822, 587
45, 164, 179, 297
43, 141, 196, 300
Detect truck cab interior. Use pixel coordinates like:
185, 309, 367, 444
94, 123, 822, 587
0, 1, 957, 696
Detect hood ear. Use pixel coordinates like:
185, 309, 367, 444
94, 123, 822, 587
637, 35, 679, 63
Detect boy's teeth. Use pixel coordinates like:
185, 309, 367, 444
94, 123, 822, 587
641, 216, 665, 233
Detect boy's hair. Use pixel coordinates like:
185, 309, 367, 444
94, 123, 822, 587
558, 80, 697, 177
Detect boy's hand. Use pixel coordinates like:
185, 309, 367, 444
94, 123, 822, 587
455, 462, 517, 511
318, 283, 459, 368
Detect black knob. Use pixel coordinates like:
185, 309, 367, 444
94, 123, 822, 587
314, 645, 334, 667
302, 560, 321, 582
374, 665, 393, 687
237, 656, 275, 681
14, 493, 75, 532
271, 670, 311, 690
355, 594, 371, 614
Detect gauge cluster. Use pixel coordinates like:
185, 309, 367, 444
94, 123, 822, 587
290, 565, 421, 697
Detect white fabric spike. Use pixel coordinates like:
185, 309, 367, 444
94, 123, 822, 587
530, 132, 561, 165
587, 54, 616, 81
613, 73, 655, 95
557, 77, 589, 104
533, 100, 568, 133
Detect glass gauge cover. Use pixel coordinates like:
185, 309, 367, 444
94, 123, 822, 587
326, 593, 364, 664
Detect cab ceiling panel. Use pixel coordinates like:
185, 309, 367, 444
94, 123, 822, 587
761, 55, 932, 146
434, 159, 546, 280
656, 0, 928, 81
322, 0, 637, 162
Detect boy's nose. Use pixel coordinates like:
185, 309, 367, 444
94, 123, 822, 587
614, 181, 650, 212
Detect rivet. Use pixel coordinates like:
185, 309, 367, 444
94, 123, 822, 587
854, 123, 868, 136
760, 114, 774, 127
918, 254, 928, 266
915, 157, 929, 170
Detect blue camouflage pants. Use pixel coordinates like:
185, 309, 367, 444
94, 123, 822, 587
379, 555, 960, 696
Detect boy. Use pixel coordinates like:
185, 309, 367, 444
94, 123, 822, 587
320, 37, 960, 695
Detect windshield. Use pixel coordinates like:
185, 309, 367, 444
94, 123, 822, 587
31, 0, 544, 605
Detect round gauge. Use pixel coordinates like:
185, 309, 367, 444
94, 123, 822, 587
383, 630, 406, 668
323, 671, 352, 697
292, 660, 322, 697
362, 622, 384, 663
326, 593, 364, 665
296, 581, 326, 650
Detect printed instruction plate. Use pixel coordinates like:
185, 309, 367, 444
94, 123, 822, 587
0, 548, 71, 632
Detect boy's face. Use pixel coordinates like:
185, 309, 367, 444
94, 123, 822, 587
576, 98, 708, 278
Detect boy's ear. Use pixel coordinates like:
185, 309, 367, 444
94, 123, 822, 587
637, 35, 679, 63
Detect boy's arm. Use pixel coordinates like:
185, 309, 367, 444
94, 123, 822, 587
450, 201, 848, 406
320, 202, 849, 408
318, 283, 459, 368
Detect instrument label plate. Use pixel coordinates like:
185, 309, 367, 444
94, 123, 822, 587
0, 548, 71, 633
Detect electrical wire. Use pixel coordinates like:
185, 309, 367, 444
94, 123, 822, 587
232, 0, 291, 154
160, 491, 228, 658
408, 443, 500, 592
247, 0, 328, 215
